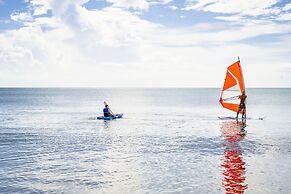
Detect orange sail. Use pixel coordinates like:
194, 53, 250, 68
219, 59, 245, 113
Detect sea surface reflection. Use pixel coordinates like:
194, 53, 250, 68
221, 121, 247, 194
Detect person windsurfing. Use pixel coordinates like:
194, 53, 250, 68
220, 58, 247, 121
236, 91, 247, 120
103, 102, 115, 117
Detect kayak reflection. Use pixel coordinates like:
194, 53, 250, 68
220, 121, 248, 194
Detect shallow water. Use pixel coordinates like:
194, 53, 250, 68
0, 88, 290, 193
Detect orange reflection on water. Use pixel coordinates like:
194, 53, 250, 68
221, 121, 248, 194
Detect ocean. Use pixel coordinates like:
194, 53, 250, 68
0, 88, 290, 193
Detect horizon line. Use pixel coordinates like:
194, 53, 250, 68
0, 86, 290, 89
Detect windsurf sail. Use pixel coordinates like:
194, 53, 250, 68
219, 58, 245, 113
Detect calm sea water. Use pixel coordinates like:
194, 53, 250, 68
0, 88, 290, 193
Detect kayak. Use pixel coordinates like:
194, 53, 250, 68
97, 113, 123, 120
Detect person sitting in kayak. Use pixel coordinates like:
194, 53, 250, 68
103, 104, 115, 117
236, 91, 247, 120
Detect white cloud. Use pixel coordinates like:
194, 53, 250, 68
184, 0, 279, 17
277, 13, 291, 21
215, 15, 244, 22
104, 0, 172, 10
183, 0, 291, 33
0, 0, 162, 86
283, 3, 291, 11
10, 11, 33, 22
183, 0, 291, 25
30, 0, 51, 16
168, 5, 178, 11
106, 0, 150, 10
0, 0, 291, 87
150, 0, 172, 5
183, 0, 215, 11
149, 21, 291, 47
158, 0, 172, 4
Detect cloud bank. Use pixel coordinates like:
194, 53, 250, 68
0, 0, 290, 87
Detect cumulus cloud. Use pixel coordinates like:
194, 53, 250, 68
10, 11, 33, 22
29, 0, 51, 16
0, 0, 163, 86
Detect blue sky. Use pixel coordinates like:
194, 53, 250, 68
0, 0, 291, 87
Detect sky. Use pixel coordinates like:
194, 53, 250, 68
0, 0, 291, 88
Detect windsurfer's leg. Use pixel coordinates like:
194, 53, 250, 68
244, 108, 247, 119
242, 108, 246, 120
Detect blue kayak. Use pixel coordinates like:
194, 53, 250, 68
97, 113, 123, 120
